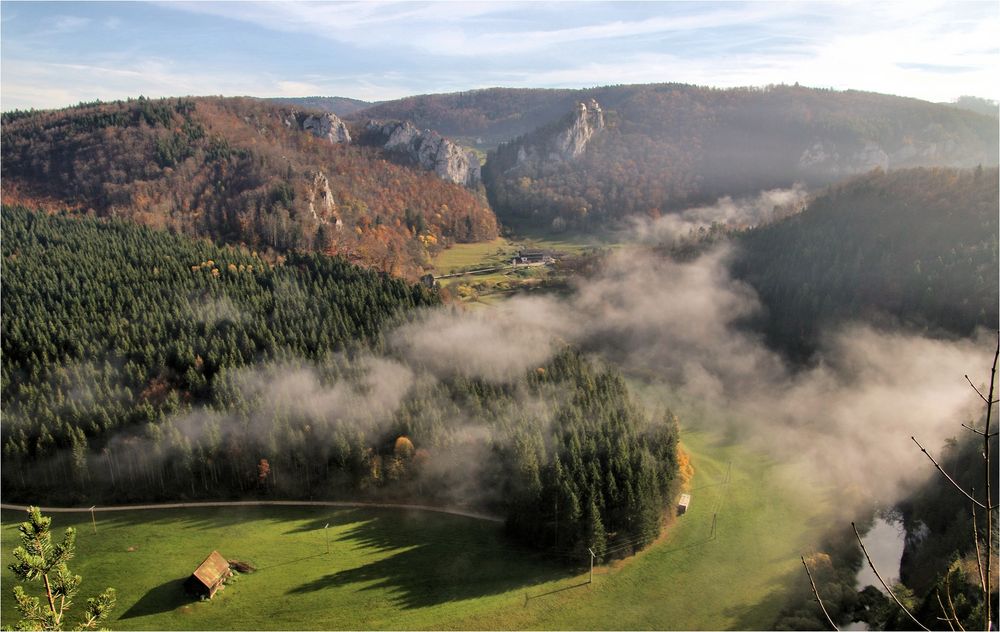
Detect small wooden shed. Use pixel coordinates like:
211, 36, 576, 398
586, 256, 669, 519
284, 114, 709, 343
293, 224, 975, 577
184, 550, 231, 599
677, 493, 691, 516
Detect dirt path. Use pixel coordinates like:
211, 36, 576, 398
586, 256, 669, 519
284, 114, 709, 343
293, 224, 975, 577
0, 500, 503, 523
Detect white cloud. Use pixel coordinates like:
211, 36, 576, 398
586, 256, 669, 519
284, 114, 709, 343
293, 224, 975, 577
1, 0, 997, 109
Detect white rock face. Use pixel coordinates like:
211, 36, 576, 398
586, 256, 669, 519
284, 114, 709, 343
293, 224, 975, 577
514, 99, 605, 169
552, 99, 604, 160
799, 140, 889, 175
798, 126, 981, 177
307, 171, 343, 229
302, 113, 351, 144
366, 120, 480, 187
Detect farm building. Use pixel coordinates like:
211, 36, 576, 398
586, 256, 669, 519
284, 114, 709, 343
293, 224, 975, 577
677, 493, 691, 516
511, 250, 554, 265
185, 550, 232, 599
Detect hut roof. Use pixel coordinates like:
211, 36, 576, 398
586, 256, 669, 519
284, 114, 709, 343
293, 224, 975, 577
191, 551, 230, 589
678, 493, 691, 507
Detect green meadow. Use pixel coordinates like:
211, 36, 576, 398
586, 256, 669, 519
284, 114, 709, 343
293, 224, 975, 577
1, 429, 826, 630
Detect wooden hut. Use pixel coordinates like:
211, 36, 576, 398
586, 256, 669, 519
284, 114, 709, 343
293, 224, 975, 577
185, 551, 231, 599
677, 493, 691, 516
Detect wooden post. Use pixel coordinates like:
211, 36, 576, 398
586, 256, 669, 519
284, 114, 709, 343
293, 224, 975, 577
588, 548, 596, 584
90, 506, 97, 535
324, 523, 330, 554
710, 513, 717, 539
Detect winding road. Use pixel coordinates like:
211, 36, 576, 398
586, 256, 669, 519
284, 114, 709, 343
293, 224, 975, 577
0, 500, 502, 523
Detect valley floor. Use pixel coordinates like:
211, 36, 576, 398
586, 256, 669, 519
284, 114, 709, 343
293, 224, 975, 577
1, 429, 829, 630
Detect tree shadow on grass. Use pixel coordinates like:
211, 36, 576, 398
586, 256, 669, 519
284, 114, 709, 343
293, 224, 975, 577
119, 579, 192, 620
287, 511, 575, 609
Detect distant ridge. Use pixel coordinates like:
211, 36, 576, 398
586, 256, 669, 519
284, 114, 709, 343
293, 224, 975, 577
267, 95, 374, 116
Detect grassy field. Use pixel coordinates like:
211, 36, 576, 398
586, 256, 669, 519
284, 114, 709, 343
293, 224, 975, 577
1, 430, 827, 630
432, 238, 517, 275
430, 229, 620, 306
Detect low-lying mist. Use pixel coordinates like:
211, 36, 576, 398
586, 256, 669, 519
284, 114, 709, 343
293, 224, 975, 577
24, 189, 989, 514
623, 185, 809, 247
144, 236, 989, 509
409, 245, 989, 505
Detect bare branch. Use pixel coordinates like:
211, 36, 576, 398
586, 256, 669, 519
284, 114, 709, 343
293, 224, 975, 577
965, 375, 990, 404
961, 423, 989, 437
943, 570, 966, 632
911, 436, 987, 509
800, 556, 839, 631
980, 332, 998, 630
936, 590, 957, 632
971, 495, 988, 608
852, 522, 930, 631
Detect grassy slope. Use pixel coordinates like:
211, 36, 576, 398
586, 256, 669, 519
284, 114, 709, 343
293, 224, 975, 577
432, 238, 517, 274
1, 429, 825, 630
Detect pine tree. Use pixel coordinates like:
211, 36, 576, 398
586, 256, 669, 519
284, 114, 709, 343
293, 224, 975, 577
7, 506, 116, 631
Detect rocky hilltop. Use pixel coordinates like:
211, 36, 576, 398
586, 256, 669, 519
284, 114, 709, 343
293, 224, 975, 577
514, 99, 604, 169
298, 112, 352, 144
363, 120, 481, 187
483, 84, 999, 230
1, 96, 498, 278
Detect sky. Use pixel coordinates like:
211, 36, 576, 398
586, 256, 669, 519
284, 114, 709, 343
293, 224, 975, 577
1, 1, 998, 111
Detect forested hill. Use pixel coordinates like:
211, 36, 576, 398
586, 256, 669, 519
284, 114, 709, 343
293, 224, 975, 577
267, 96, 373, 116
1, 205, 436, 499
480, 84, 998, 231
729, 167, 999, 358
347, 87, 584, 147
1, 97, 497, 278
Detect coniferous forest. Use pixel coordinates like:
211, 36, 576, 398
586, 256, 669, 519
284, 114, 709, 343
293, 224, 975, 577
731, 167, 999, 358
1, 206, 679, 561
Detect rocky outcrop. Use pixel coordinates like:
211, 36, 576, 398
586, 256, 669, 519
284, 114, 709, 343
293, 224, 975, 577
514, 99, 604, 168
799, 140, 889, 176
299, 113, 351, 144
306, 171, 343, 229
365, 121, 480, 187
798, 124, 986, 177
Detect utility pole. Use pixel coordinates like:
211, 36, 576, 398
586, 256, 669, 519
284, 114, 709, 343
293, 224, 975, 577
554, 497, 559, 550
90, 506, 97, 534
324, 523, 330, 554
588, 548, 596, 584
710, 513, 717, 539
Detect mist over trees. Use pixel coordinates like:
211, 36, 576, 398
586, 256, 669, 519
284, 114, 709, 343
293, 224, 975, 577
0, 206, 679, 562
482, 84, 998, 230
1, 206, 436, 494
730, 167, 999, 359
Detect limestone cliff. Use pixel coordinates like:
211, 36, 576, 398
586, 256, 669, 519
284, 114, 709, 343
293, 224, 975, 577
286, 112, 351, 144
306, 171, 343, 229
305, 113, 352, 144
797, 124, 982, 177
513, 99, 604, 169
364, 121, 480, 187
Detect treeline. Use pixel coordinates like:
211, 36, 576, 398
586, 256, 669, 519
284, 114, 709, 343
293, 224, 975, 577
730, 167, 999, 359
482, 84, 998, 231
1, 96, 497, 278
267, 96, 372, 116
1, 207, 680, 561
1, 206, 436, 488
